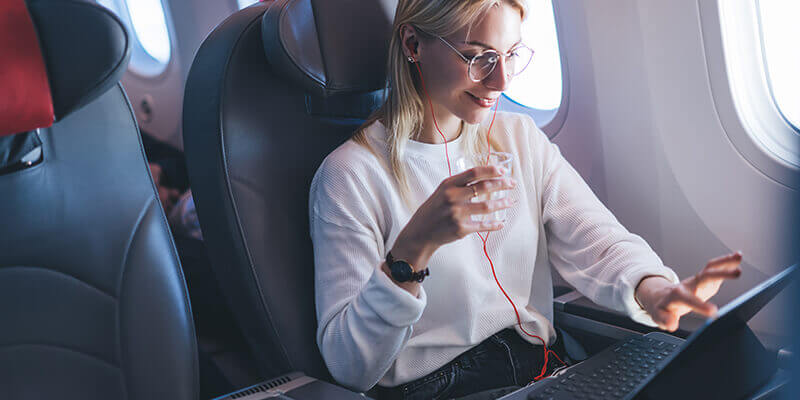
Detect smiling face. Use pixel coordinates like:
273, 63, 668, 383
405, 3, 524, 125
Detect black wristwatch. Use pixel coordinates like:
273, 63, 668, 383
386, 251, 429, 283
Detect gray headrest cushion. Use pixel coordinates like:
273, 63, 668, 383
262, 0, 397, 97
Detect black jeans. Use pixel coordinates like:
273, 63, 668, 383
377, 328, 574, 400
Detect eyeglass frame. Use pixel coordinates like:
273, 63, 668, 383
430, 33, 534, 82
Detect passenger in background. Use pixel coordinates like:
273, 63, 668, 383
309, 0, 742, 398
142, 131, 203, 240
149, 161, 181, 213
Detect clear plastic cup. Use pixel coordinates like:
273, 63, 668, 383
454, 151, 514, 223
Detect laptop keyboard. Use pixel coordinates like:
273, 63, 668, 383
523, 334, 682, 400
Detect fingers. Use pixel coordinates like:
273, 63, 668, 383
704, 251, 743, 271
696, 269, 741, 282
449, 165, 505, 187
460, 218, 506, 235
652, 309, 679, 332
652, 286, 720, 331
689, 252, 743, 288
671, 286, 718, 317
464, 177, 516, 199
463, 197, 516, 215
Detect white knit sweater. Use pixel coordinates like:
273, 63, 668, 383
308, 112, 679, 392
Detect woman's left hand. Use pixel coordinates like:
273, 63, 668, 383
634, 251, 743, 332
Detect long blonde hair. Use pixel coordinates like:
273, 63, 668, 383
352, 0, 527, 210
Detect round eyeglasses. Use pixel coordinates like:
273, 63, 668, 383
435, 35, 534, 82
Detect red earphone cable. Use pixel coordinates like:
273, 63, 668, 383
412, 59, 564, 381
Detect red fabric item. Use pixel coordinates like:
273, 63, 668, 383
0, 0, 54, 137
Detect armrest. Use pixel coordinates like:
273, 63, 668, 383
213, 372, 370, 400
551, 288, 710, 356
553, 289, 704, 339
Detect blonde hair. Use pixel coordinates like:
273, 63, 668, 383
352, 0, 527, 210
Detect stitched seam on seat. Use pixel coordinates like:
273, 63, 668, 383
0, 265, 116, 300
126, 83, 200, 399
230, 175, 267, 200
276, 0, 324, 87
116, 196, 152, 400
308, 0, 329, 87
219, 8, 294, 371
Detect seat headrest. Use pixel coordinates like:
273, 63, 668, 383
0, 0, 130, 137
261, 0, 397, 97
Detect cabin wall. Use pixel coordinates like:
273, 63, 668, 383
552, 0, 798, 342
120, 0, 238, 149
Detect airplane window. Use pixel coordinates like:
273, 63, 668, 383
712, 0, 799, 185
758, 0, 800, 130
237, 0, 260, 9
96, 0, 172, 76
502, 0, 563, 112
127, 0, 171, 64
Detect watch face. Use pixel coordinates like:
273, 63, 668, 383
390, 261, 413, 282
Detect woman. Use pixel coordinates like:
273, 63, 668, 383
308, 0, 742, 398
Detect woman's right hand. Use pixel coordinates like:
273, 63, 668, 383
385, 165, 516, 294
393, 166, 517, 259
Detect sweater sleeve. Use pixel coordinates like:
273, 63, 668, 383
309, 158, 427, 392
528, 118, 679, 327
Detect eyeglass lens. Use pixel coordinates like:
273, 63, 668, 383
469, 46, 533, 81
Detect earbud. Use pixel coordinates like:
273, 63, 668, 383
407, 40, 417, 63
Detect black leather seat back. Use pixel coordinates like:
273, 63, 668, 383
0, 1, 197, 399
183, 0, 394, 381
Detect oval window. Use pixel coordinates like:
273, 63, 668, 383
96, 0, 172, 76
503, 0, 563, 112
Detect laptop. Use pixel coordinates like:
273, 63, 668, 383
503, 263, 798, 400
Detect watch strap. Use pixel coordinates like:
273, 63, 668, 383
410, 267, 430, 283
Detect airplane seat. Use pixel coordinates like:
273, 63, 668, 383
0, 1, 198, 399
183, 0, 395, 384
183, 0, 590, 393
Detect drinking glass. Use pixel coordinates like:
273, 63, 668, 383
453, 151, 514, 223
